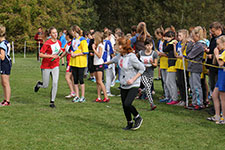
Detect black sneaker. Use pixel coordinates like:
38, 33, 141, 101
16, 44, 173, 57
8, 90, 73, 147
49, 103, 56, 108
132, 116, 143, 130
122, 122, 133, 130
34, 81, 43, 92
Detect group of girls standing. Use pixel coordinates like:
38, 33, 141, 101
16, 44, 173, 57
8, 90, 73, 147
0, 20, 214, 129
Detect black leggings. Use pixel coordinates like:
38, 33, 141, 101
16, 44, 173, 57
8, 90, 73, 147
177, 69, 187, 102
120, 88, 139, 121
71, 67, 85, 84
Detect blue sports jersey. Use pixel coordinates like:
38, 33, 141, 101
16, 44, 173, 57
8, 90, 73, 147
0, 40, 12, 74
103, 40, 114, 69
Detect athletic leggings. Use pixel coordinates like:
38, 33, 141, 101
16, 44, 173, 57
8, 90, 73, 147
141, 74, 154, 104
176, 69, 187, 102
39, 67, 59, 102
71, 67, 85, 84
121, 88, 139, 121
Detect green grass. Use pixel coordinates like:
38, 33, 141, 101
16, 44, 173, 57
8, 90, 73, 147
0, 56, 224, 150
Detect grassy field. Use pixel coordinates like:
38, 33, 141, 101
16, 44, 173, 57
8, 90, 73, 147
0, 55, 224, 150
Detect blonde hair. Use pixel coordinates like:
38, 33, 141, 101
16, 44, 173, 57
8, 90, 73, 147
0, 25, 6, 37
178, 29, 189, 42
178, 29, 189, 52
217, 35, 225, 43
94, 31, 103, 47
192, 26, 204, 41
137, 22, 151, 41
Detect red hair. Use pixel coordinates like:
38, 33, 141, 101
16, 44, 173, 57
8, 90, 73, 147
117, 37, 134, 54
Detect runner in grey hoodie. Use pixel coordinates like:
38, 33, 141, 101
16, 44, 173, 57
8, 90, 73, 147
105, 37, 145, 130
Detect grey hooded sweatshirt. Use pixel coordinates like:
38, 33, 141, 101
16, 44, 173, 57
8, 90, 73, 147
110, 53, 145, 89
186, 41, 206, 73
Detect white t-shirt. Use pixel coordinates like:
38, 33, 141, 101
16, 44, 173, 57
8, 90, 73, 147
110, 34, 116, 48
94, 43, 104, 65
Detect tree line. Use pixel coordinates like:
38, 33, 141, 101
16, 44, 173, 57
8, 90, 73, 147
0, 0, 225, 51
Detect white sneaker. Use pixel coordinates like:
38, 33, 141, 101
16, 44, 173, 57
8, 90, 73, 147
175, 101, 185, 106
107, 93, 115, 97
79, 97, 86, 103
65, 93, 76, 99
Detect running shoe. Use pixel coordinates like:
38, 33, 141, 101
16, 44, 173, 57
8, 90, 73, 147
216, 117, 225, 124
159, 98, 170, 103
103, 98, 110, 103
65, 93, 76, 99
132, 116, 143, 130
94, 98, 102, 102
123, 122, 133, 130
91, 78, 96, 82
72, 96, 80, 103
175, 101, 185, 106
49, 103, 56, 108
207, 115, 219, 122
79, 97, 86, 103
0, 100, 10, 106
107, 93, 115, 97
34, 81, 43, 92
167, 100, 179, 105
194, 105, 204, 110
150, 103, 157, 110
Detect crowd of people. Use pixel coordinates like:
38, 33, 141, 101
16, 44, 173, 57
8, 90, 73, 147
1, 20, 225, 130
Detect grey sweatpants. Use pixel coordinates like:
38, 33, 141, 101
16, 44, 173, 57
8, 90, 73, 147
166, 72, 178, 101
105, 64, 115, 94
39, 67, 59, 102
189, 72, 203, 106
161, 69, 170, 99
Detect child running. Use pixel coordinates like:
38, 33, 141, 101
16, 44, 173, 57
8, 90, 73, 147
105, 37, 145, 130
138, 38, 158, 110
34, 27, 62, 108
0, 24, 12, 107
92, 32, 110, 102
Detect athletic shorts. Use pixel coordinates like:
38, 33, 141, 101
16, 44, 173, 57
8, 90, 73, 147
66, 63, 72, 73
1, 61, 12, 75
94, 64, 104, 72
215, 69, 225, 92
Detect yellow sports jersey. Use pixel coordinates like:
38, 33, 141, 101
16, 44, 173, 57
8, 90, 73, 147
167, 66, 176, 72
175, 46, 188, 70
69, 36, 89, 68
201, 52, 207, 79
160, 56, 168, 69
219, 50, 225, 62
